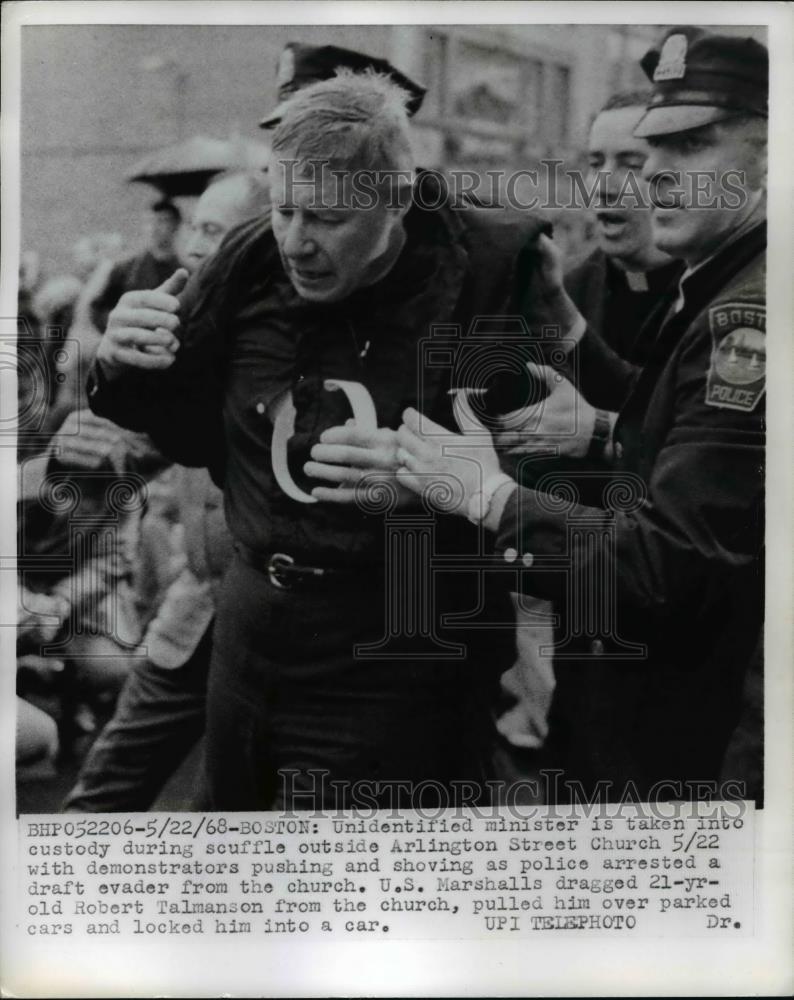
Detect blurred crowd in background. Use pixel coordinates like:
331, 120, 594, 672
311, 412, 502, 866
17, 176, 269, 809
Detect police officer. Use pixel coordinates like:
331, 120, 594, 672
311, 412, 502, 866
397, 26, 767, 802
494, 88, 686, 766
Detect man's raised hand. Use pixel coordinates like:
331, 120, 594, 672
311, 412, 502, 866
522, 234, 583, 344
96, 268, 190, 379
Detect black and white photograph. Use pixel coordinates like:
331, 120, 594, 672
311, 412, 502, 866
2, 2, 792, 996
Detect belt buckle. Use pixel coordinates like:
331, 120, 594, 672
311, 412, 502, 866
267, 552, 294, 590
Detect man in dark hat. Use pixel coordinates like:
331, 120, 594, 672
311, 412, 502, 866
633, 29, 767, 259
396, 27, 768, 803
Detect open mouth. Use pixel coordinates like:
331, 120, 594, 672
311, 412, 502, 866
293, 268, 332, 283
595, 210, 630, 236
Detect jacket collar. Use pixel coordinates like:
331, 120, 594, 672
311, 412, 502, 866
674, 219, 766, 321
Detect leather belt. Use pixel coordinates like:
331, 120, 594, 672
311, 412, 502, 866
234, 543, 353, 591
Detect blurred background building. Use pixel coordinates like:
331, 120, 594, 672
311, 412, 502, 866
20, 22, 764, 274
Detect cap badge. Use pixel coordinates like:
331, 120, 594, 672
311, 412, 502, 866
654, 34, 688, 81
277, 47, 296, 87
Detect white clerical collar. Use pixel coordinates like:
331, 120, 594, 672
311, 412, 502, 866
672, 199, 765, 314
624, 270, 650, 292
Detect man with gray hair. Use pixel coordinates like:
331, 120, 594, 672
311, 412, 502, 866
89, 69, 550, 811
181, 169, 271, 272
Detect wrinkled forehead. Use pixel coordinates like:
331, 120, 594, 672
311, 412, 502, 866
269, 155, 411, 210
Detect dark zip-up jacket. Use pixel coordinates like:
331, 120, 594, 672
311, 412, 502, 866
88, 179, 551, 675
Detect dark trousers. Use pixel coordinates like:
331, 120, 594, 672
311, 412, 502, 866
63, 628, 211, 813
204, 555, 497, 811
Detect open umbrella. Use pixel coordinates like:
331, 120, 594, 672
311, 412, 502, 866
127, 134, 270, 198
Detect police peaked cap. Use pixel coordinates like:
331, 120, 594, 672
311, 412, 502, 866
260, 42, 427, 128
634, 26, 768, 138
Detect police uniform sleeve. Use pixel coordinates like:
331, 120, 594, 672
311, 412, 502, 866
517, 244, 639, 410
493, 308, 765, 611
565, 324, 639, 410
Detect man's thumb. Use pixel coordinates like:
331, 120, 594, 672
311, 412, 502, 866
525, 362, 560, 392
537, 233, 562, 268
156, 268, 190, 297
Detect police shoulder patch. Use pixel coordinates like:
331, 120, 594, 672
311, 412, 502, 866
705, 302, 766, 412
